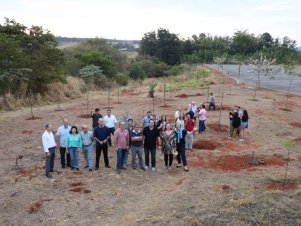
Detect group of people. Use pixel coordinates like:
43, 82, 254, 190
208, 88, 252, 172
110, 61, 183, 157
228, 106, 249, 141
41, 94, 248, 178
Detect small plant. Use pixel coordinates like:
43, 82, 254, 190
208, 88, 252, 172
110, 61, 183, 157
282, 140, 298, 190
148, 83, 157, 98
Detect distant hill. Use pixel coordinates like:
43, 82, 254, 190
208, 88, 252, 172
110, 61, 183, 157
56, 37, 140, 50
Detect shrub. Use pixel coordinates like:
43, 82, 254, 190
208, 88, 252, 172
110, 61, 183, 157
128, 62, 146, 80
116, 73, 129, 86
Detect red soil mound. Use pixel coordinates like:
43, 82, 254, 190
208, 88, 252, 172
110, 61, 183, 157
159, 105, 172, 108
69, 182, 85, 187
69, 187, 84, 192
266, 181, 298, 191
78, 114, 91, 118
216, 105, 231, 111
175, 94, 189, 98
279, 108, 293, 112
175, 177, 186, 186
175, 93, 204, 98
121, 91, 137, 96
207, 124, 228, 132
190, 155, 286, 172
26, 117, 42, 120
290, 123, 301, 128
193, 140, 217, 150
27, 201, 43, 213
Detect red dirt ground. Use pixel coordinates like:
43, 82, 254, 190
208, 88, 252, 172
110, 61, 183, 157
69, 187, 84, 192
207, 124, 228, 132
175, 93, 203, 98
290, 123, 301, 128
69, 182, 85, 187
266, 181, 298, 191
193, 140, 217, 150
222, 184, 230, 190
190, 155, 286, 172
78, 114, 91, 118
121, 91, 137, 96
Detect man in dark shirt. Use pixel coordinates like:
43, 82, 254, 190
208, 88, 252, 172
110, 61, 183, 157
91, 108, 103, 129
143, 119, 160, 172
93, 118, 110, 169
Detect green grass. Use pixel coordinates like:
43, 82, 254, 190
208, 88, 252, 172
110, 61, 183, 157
175, 79, 208, 90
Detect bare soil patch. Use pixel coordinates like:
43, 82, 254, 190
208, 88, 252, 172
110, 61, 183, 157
290, 123, 301, 128
175, 177, 186, 185
193, 140, 217, 150
266, 181, 298, 191
77, 114, 91, 118
207, 124, 228, 132
216, 105, 231, 111
293, 137, 301, 144
190, 155, 286, 171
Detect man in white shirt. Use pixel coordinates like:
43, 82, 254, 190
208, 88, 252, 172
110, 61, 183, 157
56, 118, 71, 168
103, 109, 117, 146
42, 124, 57, 178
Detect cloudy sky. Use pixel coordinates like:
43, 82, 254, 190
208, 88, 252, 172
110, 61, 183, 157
1, 0, 300, 45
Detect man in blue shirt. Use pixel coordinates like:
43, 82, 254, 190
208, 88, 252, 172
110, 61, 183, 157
93, 118, 111, 170
142, 111, 154, 128
130, 124, 145, 170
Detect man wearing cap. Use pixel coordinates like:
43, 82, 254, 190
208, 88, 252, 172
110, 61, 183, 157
80, 125, 94, 171
42, 124, 57, 178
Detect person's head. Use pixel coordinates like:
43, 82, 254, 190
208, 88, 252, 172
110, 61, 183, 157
107, 109, 111, 116
192, 101, 196, 106
119, 121, 125, 130
175, 122, 181, 130
161, 115, 166, 121
70, 126, 78, 134
233, 112, 239, 118
147, 111, 151, 117
98, 118, 104, 126
127, 118, 133, 126
149, 119, 155, 128
156, 114, 160, 120
165, 122, 171, 130
243, 110, 248, 118
210, 92, 213, 96
202, 104, 205, 109
63, 118, 69, 128
95, 108, 100, 114
82, 124, 88, 133
186, 113, 191, 120
45, 123, 52, 132
134, 123, 140, 132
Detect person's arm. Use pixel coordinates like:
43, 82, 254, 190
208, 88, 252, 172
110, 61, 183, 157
78, 135, 82, 149
42, 134, 49, 153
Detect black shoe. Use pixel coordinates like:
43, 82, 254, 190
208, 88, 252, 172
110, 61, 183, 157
105, 165, 111, 168
132, 167, 136, 170
95, 166, 99, 170
62, 166, 66, 169
67, 164, 71, 168
84, 166, 89, 169
50, 170, 54, 172
89, 169, 93, 172
71, 167, 74, 170
46, 174, 52, 178
75, 168, 79, 171
140, 167, 145, 171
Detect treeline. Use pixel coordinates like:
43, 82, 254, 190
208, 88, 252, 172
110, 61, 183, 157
1, 18, 300, 97
140, 28, 301, 65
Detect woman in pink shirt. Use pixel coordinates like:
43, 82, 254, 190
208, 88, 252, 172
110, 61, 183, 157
198, 104, 207, 133
114, 122, 129, 174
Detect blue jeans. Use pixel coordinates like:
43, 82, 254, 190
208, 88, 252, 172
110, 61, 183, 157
123, 149, 129, 166
116, 148, 127, 170
199, 120, 206, 133
83, 145, 93, 169
45, 147, 55, 176
69, 147, 79, 168
177, 143, 187, 166
185, 133, 194, 149
144, 146, 156, 168
131, 146, 144, 169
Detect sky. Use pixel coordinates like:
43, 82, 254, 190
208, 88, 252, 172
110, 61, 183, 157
1, 0, 300, 45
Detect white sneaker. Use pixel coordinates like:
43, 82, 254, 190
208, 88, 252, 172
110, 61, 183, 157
145, 166, 149, 171
239, 139, 244, 142
152, 167, 156, 172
